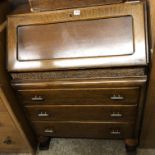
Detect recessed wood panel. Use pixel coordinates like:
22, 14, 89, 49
17, 16, 134, 61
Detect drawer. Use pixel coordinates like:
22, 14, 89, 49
25, 105, 137, 122
18, 87, 140, 105
32, 121, 135, 139
0, 133, 28, 152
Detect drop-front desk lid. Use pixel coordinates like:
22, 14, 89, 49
7, 1, 148, 72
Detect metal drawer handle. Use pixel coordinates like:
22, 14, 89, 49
110, 94, 124, 100
110, 112, 123, 118
44, 129, 54, 133
38, 112, 49, 117
3, 137, 12, 145
110, 130, 121, 135
32, 95, 44, 101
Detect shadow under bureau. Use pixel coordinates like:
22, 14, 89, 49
7, 0, 148, 152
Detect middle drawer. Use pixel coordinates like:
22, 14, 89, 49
25, 105, 137, 122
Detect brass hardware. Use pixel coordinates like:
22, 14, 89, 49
3, 137, 12, 145
110, 130, 121, 135
44, 129, 54, 133
32, 95, 44, 101
110, 112, 123, 118
110, 94, 124, 100
38, 112, 49, 117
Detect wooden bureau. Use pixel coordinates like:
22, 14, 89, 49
7, 0, 148, 152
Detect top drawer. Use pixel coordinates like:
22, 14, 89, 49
18, 87, 140, 105
7, 2, 147, 72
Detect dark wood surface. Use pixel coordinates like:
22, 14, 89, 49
12, 76, 146, 142
17, 87, 140, 105
7, 2, 147, 72
32, 121, 135, 139
25, 105, 137, 122
12, 77, 147, 89
18, 16, 133, 61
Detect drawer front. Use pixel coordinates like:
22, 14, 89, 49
18, 87, 140, 105
0, 133, 28, 151
32, 122, 134, 139
25, 105, 137, 122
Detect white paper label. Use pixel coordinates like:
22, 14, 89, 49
73, 10, 81, 16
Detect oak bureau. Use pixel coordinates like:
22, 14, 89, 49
7, 0, 148, 152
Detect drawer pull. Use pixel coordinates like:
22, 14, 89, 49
44, 129, 54, 133
38, 112, 49, 117
3, 137, 12, 145
110, 130, 121, 135
32, 95, 44, 101
110, 94, 124, 100
110, 112, 123, 118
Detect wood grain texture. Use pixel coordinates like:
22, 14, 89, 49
7, 2, 147, 72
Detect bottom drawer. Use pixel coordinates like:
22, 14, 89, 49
32, 122, 134, 139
